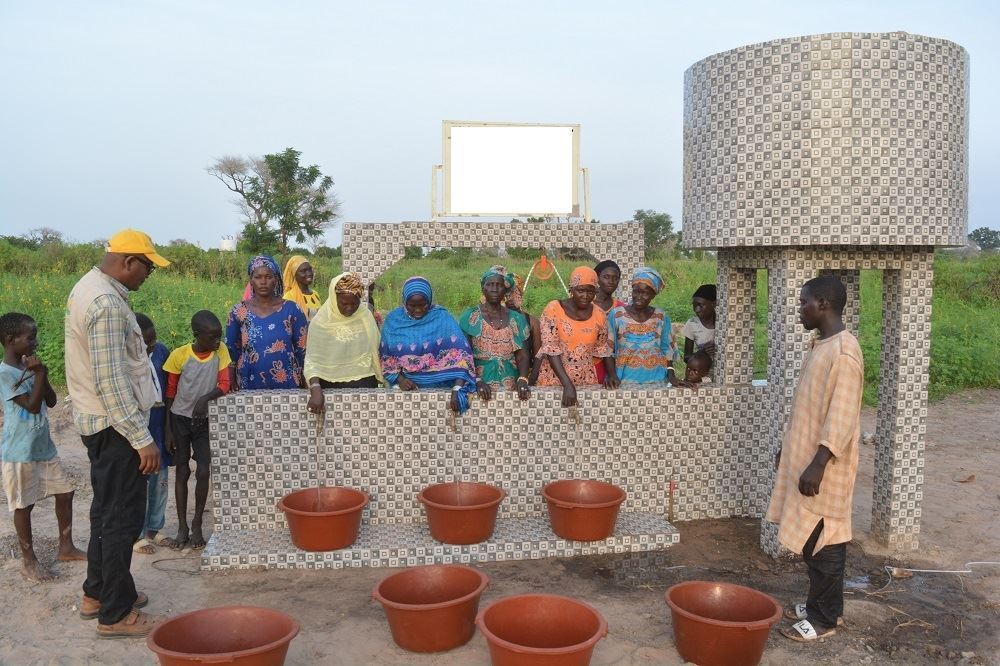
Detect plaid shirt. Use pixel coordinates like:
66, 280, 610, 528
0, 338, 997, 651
72, 274, 154, 451
765, 330, 864, 554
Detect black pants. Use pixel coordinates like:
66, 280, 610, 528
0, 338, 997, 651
802, 519, 847, 630
81, 427, 146, 624
317, 375, 379, 389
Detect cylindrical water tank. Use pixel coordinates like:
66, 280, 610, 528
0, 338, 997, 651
220, 237, 237, 252
682, 32, 969, 249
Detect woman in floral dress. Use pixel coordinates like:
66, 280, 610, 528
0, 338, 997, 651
459, 266, 531, 402
225, 255, 308, 390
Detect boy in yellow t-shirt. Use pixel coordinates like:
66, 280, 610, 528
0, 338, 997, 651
163, 311, 231, 550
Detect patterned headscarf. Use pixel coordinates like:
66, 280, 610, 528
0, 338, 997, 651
506, 272, 525, 309
481, 265, 516, 289
334, 272, 365, 298
631, 267, 664, 294
569, 266, 599, 288
402, 276, 433, 304
244, 255, 283, 298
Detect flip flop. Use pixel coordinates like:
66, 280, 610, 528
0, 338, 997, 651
780, 619, 837, 642
150, 534, 178, 548
784, 603, 844, 626
132, 538, 155, 555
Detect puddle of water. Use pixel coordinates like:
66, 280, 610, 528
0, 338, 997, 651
563, 551, 688, 588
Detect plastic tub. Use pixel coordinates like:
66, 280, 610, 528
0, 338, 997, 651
418, 481, 506, 545
476, 594, 608, 666
665, 581, 782, 666
147, 606, 299, 666
541, 480, 626, 542
373, 565, 489, 653
278, 487, 368, 551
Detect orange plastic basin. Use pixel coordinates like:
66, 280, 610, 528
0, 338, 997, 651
665, 581, 782, 666
477, 594, 608, 666
541, 480, 626, 542
147, 606, 299, 666
278, 486, 368, 551
418, 481, 506, 545
373, 565, 490, 653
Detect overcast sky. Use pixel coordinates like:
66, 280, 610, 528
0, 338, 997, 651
2, 1, 997, 248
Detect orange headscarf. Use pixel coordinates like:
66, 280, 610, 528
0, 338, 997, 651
569, 266, 599, 288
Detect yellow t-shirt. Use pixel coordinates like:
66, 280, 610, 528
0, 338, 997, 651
284, 290, 321, 320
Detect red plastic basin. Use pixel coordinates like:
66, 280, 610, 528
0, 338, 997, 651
665, 581, 782, 666
373, 564, 490, 653
476, 594, 608, 665
541, 480, 626, 542
278, 486, 368, 551
147, 606, 299, 666
418, 481, 506, 545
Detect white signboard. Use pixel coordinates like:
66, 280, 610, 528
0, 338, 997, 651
443, 121, 580, 217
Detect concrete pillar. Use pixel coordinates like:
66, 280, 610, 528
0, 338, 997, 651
716, 254, 756, 385
872, 250, 934, 549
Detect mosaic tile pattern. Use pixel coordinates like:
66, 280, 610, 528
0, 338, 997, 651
205, 384, 769, 569
713, 247, 934, 554
683, 32, 969, 249
203, 512, 679, 571
342, 220, 644, 299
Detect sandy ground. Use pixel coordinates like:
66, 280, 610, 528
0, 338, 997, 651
0, 390, 997, 665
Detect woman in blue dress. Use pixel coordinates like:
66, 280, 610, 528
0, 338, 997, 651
607, 267, 680, 385
379, 276, 477, 414
225, 255, 308, 390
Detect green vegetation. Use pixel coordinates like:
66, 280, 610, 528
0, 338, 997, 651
1, 239, 997, 406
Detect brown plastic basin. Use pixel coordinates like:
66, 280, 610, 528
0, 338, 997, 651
147, 606, 299, 666
541, 480, 626, 542
278, 486, 368, 551
373, 564, 490, 653
418, 481, 507, 544
665, 581, 782, 666
476, 594, 608, 666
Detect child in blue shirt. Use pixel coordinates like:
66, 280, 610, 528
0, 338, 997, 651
132, 313, 176, 554
1, 312, 86, 581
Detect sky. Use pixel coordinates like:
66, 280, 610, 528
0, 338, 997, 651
2, 1, 998, 249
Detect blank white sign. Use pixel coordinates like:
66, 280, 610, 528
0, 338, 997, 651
446, 123, 578, 216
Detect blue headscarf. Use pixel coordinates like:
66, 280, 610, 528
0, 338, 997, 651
380, 277, 477, 414
402, 276, 432, 303
631, 266, 664, 294
245, 255, 283, 297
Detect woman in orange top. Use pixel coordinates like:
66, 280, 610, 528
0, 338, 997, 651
536, 266, 618, 407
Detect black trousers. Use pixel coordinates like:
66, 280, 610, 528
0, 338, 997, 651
317, 375, 379, 389
81, 427, 146, 624
802, 519, 847, 630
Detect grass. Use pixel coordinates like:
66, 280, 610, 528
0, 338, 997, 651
2, 253, 997, 405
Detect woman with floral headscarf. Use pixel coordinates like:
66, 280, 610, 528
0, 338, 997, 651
225, 255, 308, 390
459, 266, 531, 402
607, 267, 680, 385
305, 272, 383, 416
536, 266, 618, 407
282, 255, 321, 320
379, 277, 478, 414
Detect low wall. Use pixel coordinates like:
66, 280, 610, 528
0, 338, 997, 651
209, 383, 771, 532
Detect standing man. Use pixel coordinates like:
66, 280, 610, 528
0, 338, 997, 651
65, 230, 170, 638
766, 275, 864, 642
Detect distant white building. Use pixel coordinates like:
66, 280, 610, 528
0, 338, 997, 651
220, 236, 237, 252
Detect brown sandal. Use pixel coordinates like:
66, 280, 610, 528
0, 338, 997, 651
96, 609, 162, 638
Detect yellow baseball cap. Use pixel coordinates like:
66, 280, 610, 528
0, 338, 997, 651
106, 229, 171, 267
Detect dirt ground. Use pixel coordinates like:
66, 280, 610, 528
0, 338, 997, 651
0, 390, 997, 665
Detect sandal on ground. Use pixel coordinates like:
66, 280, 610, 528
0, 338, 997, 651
150, 534, 178, 548
132, 538, 155, 555
80, 591, 149, 620
96, 609, 162, 638
784, 603, 844, 626
780, 619, 837, 642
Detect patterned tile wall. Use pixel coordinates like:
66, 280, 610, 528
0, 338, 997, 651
208, 384, 773, 533
714, 247, 934, 554
683, 32, 969, 249
343, 221, 645, 299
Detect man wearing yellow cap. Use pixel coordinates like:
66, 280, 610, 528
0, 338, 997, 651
65, 229, 170, 638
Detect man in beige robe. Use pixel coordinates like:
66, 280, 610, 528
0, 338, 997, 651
766, 275, 864, 642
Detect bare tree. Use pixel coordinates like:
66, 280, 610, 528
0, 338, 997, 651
25, 227, 64, 246
206, 156, 273, 229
